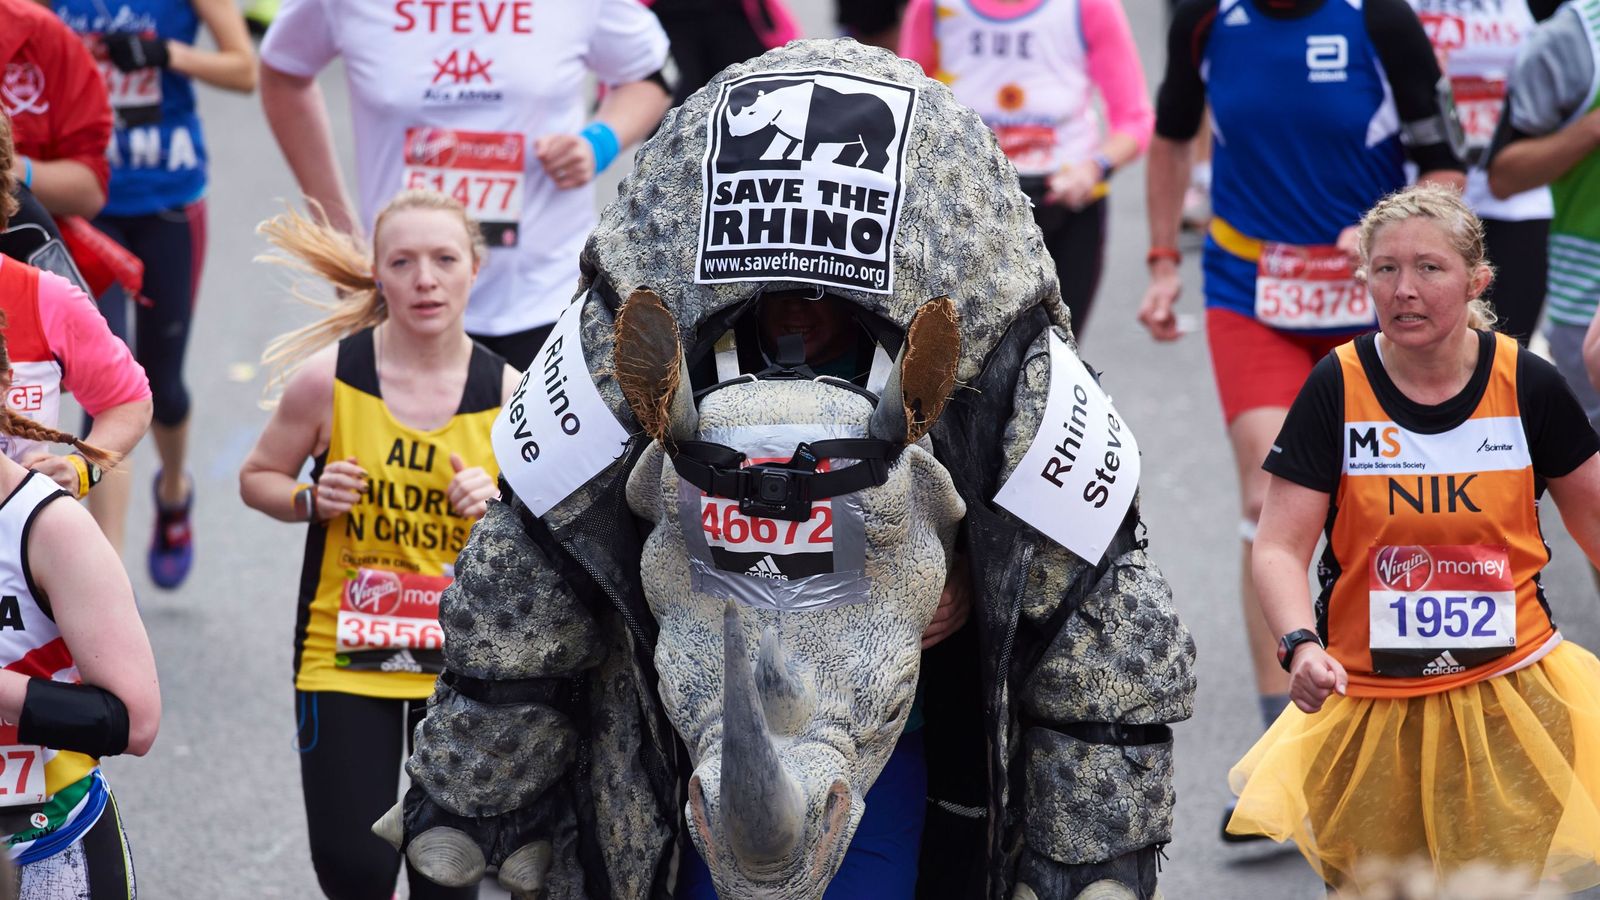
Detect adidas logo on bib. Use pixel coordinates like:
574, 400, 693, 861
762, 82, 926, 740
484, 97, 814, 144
1223, 5, 1249, 25
746, 555, 789, 581
1422, 650, 1467, 676
381, 649, 424, 673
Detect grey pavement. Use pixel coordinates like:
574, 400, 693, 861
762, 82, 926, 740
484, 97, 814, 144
89, 0, 1600, 897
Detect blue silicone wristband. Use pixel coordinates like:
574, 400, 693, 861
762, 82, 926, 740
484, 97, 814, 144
20, 156, 32, 190
580, 122, 621, 174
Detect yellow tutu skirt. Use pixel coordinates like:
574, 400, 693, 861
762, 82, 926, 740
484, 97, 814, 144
1226, 641, 1600, 891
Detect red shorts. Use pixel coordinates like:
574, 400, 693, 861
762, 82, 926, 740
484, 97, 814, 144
1205, 308, 1356, 423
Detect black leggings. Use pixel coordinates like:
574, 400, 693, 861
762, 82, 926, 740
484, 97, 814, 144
294, 691, 477, 900
1032, 196, 1109, 338
650, 1, 768, 105
92, 202, 206, 428
15, 786, 136, 898
1481, 216, 1549, 347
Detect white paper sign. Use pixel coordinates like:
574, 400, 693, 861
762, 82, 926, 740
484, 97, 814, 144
696, 69, 918, 294
491, 300, 630, 517
993, 332, 1141, 564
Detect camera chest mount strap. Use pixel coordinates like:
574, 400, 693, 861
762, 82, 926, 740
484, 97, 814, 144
670, 438, 897, 522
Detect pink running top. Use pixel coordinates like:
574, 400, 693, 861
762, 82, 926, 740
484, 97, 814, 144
901, 0, 1152, 175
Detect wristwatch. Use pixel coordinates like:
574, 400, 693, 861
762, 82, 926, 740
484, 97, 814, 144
1276, 629, 1323, 672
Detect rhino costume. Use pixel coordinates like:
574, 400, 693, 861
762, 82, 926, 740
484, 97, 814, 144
374, 40, 1196, 900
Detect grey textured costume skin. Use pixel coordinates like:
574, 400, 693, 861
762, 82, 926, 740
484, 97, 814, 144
383, 39, 1196, 900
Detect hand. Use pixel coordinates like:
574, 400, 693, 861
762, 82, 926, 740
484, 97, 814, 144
534, 134, 597, 191
1336, 225, 1361, 266
19, 452, 80, 496
103, 33, 171, 72
314, 457, 368, 521
1288, 644, 1348, 713
446, 453, 497, 520
1044, 162, 1100, 210
1138, 265, 1184, 342
922, 554, 973, 649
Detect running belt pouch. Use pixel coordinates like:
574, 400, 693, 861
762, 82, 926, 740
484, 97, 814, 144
17, 679, 130, 758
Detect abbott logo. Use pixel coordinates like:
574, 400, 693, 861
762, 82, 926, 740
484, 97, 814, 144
1306, 35, 1348, 82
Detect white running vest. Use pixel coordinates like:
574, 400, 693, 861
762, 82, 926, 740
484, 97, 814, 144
934, 0, 1097, 176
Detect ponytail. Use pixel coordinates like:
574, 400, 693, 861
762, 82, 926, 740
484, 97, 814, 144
0, 409, 120, 469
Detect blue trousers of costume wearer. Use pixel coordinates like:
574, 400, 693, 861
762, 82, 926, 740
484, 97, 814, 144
676, 730, 927, 900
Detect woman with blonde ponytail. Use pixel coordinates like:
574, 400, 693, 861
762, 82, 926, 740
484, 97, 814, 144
239, 189, 514, 900
0, 324, 161, 896
1225, 184, 1600, 890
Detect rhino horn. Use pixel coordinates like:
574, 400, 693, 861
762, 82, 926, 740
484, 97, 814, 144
722, 601, 804, 868
615, 288, 697, 443
869, 297, 960, 444
372, 800, 405, 850
755, 627, 814, 737
1072, 881, 1139, 900
406, 826, 486, 888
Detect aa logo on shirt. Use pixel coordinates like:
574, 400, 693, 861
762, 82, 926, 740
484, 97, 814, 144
698, 69, 918, 294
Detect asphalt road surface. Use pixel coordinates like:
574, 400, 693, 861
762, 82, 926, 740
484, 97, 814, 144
87, 1, 1600, 897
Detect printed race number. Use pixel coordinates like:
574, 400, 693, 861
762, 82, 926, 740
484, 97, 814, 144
1368, 544, 1516, 652
336, 568, 450, 654
700, 500, 833, 553
0, 746, 46, 807
89, 33, 162, 127
1255, 243, 1374, 330
403, 128, 525, 246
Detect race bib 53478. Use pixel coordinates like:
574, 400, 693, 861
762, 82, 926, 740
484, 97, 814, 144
1255, 243, 1374, 331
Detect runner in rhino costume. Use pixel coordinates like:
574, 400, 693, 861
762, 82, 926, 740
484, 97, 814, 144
373, 39, 1195, 900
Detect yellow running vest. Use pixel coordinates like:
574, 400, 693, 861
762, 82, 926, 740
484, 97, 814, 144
294, 329, 503, 698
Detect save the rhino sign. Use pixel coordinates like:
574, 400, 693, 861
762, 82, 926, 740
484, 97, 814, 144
697, 69, 918, 294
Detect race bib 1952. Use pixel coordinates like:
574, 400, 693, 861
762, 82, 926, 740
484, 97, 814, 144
1255, 243, 1374, 331
403, 127, 525, 247
1368, 544, 1516, 677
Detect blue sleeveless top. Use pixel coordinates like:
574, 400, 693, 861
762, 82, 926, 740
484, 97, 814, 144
54, 0, 208, 216
1201, 0, 1405, 322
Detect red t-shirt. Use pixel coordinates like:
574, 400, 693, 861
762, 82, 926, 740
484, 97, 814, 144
0, 0, 111, 195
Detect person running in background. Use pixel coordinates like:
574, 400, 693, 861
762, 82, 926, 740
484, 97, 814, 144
1141, 0, 1464, 836
1229, 183, 1600, 893
0, 162, 160, 900
0, 115, 151, 508
838, 0, 907, 48
647, 0, 798, 105
1489, 0, 1600, 432
239, 190, 515, 900
900, 0, 1152, 337
1409, 0, 1561, 345
257, 0, 671, 371
53, 0, 257, 589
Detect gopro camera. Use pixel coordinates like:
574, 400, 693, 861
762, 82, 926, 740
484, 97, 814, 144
741, 466, 808, 521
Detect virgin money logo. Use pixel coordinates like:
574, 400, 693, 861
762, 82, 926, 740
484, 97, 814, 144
346, 569, 402, 616
1375, 545, 1433, 591
404, 129, 459, 167
2, 63, 49, 117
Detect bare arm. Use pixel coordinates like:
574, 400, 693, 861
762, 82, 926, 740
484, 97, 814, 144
594, 78, 672, 150
1253, 474, 1347, 711
1489, 108, 1600, 199
10, 159, 104, 219
1137, 135, 1191, 341
168, 0, 258, 93
2, 495, 161, 756
1546, 454, 1600, 566
259, 64, 358, 234
82, 399, 153, 461
239, 350, 336, 522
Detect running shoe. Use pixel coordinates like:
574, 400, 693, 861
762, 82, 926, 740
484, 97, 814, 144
244, 0, 278, 38
1219, 799, 1271, 843
149, 472, 194, 590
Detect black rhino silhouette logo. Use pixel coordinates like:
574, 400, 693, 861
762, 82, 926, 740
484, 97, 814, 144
716, 77, 899, 174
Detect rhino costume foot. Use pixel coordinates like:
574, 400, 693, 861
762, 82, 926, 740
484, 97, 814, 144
1011, 847, 1162, 900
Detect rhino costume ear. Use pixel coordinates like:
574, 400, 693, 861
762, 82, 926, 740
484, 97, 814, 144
615, 288, 698, 444
870, 297, 960, 445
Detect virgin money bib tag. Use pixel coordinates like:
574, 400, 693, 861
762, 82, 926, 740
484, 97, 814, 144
492, 298, 630, 517
697, 70, 918, 294
404, 127, 525, 246
993, 331, 1140, 564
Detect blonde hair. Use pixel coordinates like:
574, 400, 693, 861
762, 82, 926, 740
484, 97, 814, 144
0, 114, 20, 226
0, 313, 118, 469
1356, 183, 1498, 331
256, 190, 488, 399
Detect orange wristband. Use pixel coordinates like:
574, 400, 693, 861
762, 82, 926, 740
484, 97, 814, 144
1146, 247, 1182, 267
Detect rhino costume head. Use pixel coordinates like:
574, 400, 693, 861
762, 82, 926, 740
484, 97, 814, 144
383, 37, 1192, 900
